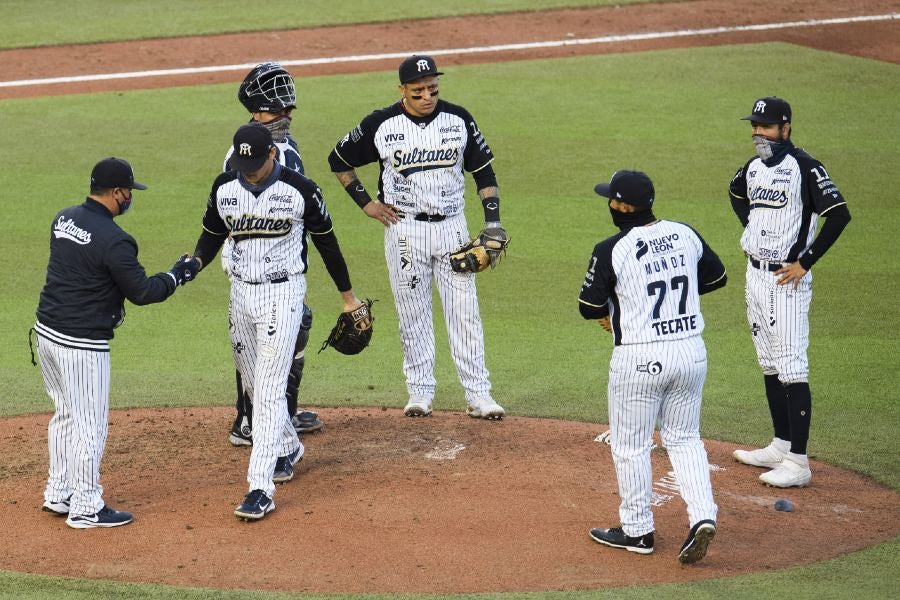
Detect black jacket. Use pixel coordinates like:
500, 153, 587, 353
36, 199, 176, 340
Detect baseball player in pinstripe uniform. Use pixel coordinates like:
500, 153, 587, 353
728, 97, 851, 488
33, 157, 199, 529
328, 55, 505, 420
191, 124, 367, 520
579, 170, 726, 564
224, 63, 324, 448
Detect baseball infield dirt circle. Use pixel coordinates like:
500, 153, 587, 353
4, 0, 899, 593
3, 407, 900, 594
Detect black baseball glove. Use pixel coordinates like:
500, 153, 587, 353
449, 227, 509, 273
318, 298, 375, 355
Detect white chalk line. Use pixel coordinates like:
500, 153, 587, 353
1, 13, 896, 88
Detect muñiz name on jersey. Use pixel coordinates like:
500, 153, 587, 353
225, 213, 293, 240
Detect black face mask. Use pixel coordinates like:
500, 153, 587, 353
609, 206, 656, 230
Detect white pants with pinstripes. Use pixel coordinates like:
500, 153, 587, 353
607, 336, 717, 537
745, 262, 812, 384
229, 278, 304, 498
36, 323, 110, 517
384, 213, 493, 405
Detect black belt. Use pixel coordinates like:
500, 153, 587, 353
749, 257, 783, 272
414, 213, 447, 222
243, 276, 289, 285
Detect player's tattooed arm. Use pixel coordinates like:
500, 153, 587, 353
334, 169, 401, 226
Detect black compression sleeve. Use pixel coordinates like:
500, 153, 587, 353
472, 163, 498, 189
798, 204, 851, 270
729, 194, 750, 227
193, 230, 226, 270
310, 230, 352, 292
579, 301, 609, 320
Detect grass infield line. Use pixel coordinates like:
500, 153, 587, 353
1, 12, 897, 89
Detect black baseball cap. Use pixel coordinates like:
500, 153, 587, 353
594, 170, 655, 209
399, 55, 443, 84
228, 123, 274, 172
90, 157, 147, 190
741, 96, 792, 124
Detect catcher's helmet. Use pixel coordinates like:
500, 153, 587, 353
238, 62, 297, 113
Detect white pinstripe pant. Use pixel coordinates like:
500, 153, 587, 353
607, 336, 717, 536
229, 278, 304, 498
36, 325, 110, 516
384, 213, 492, 404
745, 262, 812, 383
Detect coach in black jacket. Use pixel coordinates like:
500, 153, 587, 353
33, 157, 199, 529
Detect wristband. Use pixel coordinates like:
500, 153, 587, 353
481, 196, 500, 223
344, 180, 373, 209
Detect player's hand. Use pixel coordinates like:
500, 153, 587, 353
363, 201, 402, 226
169, 254, 202, 286
775, 261, 807, 289
340, 291, 371, 328
598, 316, 612, 332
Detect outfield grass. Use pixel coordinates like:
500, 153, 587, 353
1, 44, 898, 598
1, 0, 653, 50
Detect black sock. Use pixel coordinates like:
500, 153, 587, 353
234, 370, 244, 416
764, 374, 790, 441
784, 382, 812, 455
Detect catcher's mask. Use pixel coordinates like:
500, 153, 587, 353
238, 62, 297, 113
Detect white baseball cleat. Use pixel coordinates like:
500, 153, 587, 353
466, 399, 505, 420
760, 453, 812, 488
733, 438, 789, 468
404, 397, 432, 417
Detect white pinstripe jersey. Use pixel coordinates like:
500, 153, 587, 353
201, 166, 334, 283
331, 99, 493, 216
729, 148, 845, 262
579, 221, 726, 346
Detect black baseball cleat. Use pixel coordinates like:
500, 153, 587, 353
589, 526, 655, 555
273, 445, 305, 484
234, 489, 275, 521
678, 519, 717, 564
292, 410, 325, 434
229, 416, 253, 447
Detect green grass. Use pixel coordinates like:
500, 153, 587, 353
1, 0, 652, 49
1, 43, 898, 598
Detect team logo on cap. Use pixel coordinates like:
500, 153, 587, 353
239, 143, 252, 156
416, 59, 430, 72
754, 100, 767, 113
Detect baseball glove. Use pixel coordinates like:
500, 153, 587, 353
318, 298, 375, 355
449, 227, 509, 274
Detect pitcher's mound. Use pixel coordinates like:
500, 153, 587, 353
2, 406, 897, 593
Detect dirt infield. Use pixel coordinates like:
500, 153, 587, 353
5, 0, 900, 593
3, 406, 899, 594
